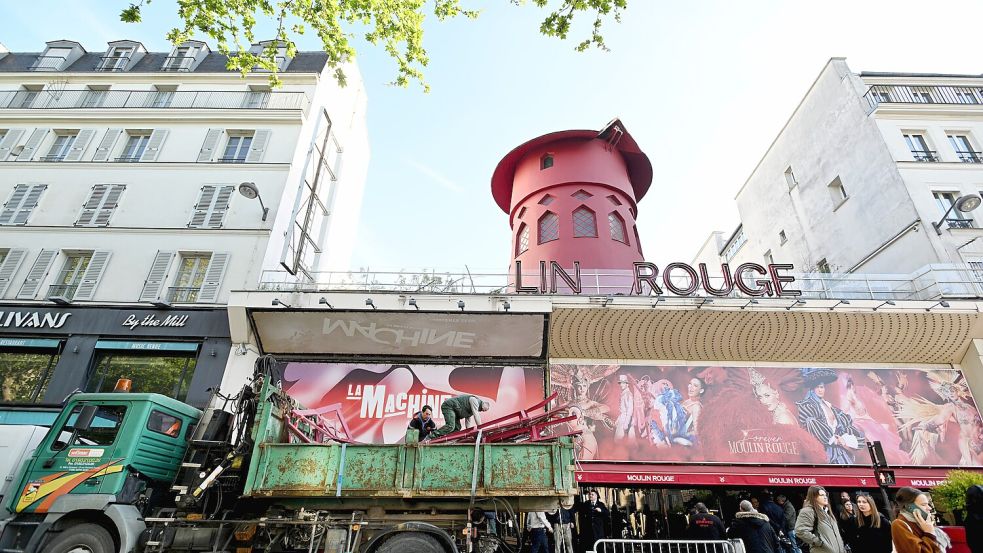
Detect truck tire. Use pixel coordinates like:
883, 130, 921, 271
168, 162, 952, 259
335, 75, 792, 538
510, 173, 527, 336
43, 523, 116, 553
375, 532, 447, 553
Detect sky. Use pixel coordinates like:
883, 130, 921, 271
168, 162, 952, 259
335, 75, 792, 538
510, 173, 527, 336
5, 1, 983, 275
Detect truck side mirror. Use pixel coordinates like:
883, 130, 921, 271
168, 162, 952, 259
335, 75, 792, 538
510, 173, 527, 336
74, 405, 99, 432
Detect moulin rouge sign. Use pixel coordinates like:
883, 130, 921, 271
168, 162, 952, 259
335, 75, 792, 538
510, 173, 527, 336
514, 261, 801, 297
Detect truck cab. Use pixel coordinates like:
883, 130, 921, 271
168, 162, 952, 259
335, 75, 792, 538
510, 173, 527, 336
0, 392, 200, 553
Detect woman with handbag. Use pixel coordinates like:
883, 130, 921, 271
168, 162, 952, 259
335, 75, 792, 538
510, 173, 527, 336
847, 493, 891, 553
891, 487, 951, 553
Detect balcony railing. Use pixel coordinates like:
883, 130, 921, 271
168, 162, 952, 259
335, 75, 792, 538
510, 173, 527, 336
162, 56, 195, 71
46, 284, 78, 300
98, 56, 131, 72
0, 89, 309, 111
956, 151, 983, 163
910, 150, 940, 162
166, 287, 201, 303
865, 84, 983, 111
29, 56, 67, 71
944, 218, 975, 229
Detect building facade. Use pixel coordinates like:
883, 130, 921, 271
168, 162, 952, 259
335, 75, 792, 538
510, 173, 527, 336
695, 58, 983, 293
0, 39, 369, 406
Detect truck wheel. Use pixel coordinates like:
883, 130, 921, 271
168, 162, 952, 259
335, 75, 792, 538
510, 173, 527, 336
375, 532, 447, 553
43, 523, 115, 553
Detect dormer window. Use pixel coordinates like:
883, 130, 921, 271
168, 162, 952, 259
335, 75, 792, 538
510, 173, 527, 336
249, 41, 291, 72
540, 153, 554, 170
163, 41, 207, 71
100, 46, 133, 71
31, 47, 71, 71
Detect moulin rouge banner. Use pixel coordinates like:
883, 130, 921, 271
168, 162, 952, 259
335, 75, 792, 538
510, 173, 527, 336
281, 362, 545, 443
550, 364, 983, 467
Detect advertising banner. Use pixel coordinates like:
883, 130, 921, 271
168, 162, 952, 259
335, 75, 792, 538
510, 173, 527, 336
282, 362, 545, 443
550, 364, 983, 467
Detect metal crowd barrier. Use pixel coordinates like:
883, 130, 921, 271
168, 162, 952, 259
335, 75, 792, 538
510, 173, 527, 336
591, 539, 746, 553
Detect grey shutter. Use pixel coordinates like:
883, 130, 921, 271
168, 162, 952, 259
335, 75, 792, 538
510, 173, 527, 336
206, 186, 234, 228
16, 249, 57, 299
91, 128, 122, 162
0, 185, 28, 225
16, 128, 48, 161
189, 186, 217, 228
0, 129, 25, 161
72, 250, 111, 301
140, 129, 168, 162
92, 185, 124, 226
197, 128, 223, 162
245, 129, 271, 162
196, 252, 230, 303
0, 248, 28, 297
76, 184, 108, 226
138, 250, 176, 302
13, 184, 46, 225
63, 129, 95, 161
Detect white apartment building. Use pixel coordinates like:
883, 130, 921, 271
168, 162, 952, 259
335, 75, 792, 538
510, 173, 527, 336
0, 39, 368, 407
695, 58, 983, 298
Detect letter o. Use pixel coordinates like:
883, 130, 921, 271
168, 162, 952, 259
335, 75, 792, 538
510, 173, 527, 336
663, 263, 700, 296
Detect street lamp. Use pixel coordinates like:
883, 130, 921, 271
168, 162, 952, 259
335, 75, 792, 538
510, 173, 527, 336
933, 194, 981, 234
238, 182, 270, 221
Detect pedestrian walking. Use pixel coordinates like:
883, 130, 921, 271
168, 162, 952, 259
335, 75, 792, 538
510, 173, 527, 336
686, 502, 725, 540
891, 487, 950, 553
580, 490, 608, 551
794, 485, 848, 553
846, 492, 891, 553
967, 485, 983, 553
427, 394, 490, 439
548, 507, 575, 553
526, 511, 553, 553
837, 497, 857, 544
407, 405, 436, 440
727, 500, 781, 553
777, 494, 801, 553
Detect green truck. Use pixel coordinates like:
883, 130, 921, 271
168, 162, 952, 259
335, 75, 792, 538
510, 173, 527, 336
0, 359, 577, 553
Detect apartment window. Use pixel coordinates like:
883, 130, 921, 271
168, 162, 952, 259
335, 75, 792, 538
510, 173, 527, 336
163, 46, 195, 71
608, 212, 628, 244
119, 133, 150, 162
150, 86, 176, 108
572, 189, 592, 201
873, 90, 892, 103
904, 133, 938, 162
948, 134, 981, 163
76, 184, 125, 227
43, 132, 77, 161
828, 177, 848, 208
764, 250, 774, 265
516, 224, 530, 256
784, 166, 798, 189
220, 133, 253, 163
0, 184, 47, 225
48, 253, 91, 301
722, 227, 747, 262
538, 194, 555, 206
80, 87, 108, 108
779, 230, 787, 244
572, 206, 598, 237
538, 211, 559, 244
934, 191, 974, 229
540, 153, 554, 170
954, 89, 980, 105
242, 89, 270, 109
910, 88, 934, 103
188, 185, 235, 229
817, 259, 831, 274
100, 47, 132, 71
169, 254, 211, 303
12, 86, 41, 109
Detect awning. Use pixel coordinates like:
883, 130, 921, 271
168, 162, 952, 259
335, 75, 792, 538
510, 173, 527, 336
576, 463, 961, 488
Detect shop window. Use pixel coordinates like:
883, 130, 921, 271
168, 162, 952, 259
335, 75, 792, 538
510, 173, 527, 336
147, 409, 182, 438
86, 352, 197, 401
51, 404, 126, 451
608, 212, 628, 244
572, 206, 598, 237
0, 349, 59, 402
538, 211, 559, 244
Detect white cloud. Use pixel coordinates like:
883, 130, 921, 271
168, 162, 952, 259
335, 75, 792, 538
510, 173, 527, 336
404, 158, 463, 193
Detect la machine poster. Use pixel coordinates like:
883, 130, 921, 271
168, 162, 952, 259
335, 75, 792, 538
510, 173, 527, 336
549, 364, 983, 467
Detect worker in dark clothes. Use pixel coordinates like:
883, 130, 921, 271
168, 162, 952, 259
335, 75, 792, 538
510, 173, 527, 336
687, 502, 725, 540
408, 405, 436, 440
427, 394, 491, 439
581, 490, 608, 551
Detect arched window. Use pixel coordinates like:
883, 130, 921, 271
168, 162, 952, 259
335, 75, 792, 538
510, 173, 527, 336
538, 211, 559, 244
572, 206, 597, 237
516, 223, 530, 256
608, 212, 628, 244
540, 153, 554, 170
572, 189, 592, 201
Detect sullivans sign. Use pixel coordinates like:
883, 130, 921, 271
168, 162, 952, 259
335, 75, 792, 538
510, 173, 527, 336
514, 261, 801, 297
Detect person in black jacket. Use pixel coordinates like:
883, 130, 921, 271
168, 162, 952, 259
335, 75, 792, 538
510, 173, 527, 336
847, 492, 891, 553
966, 485, 983, 553
580, 490, 608, 551
408, 405, 436, 440
728, 500, 780, 553
687, 502, 725, 540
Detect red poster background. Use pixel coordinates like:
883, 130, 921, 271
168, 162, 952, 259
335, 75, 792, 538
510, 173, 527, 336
550, 364, 983, 467
282, 362, 545, 443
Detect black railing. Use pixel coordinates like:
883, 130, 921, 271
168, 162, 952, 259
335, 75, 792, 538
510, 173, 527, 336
29, 56, 67, 71
98, 56, 131, 71
46, 284, 79, 300
946, 218, 975, 229
162, 56, 195, 71
166, 287, 200, 303
0, 89, 309, 110
865, 84, 983, 110
911, 150, 940, 162
956, 151, 983, 163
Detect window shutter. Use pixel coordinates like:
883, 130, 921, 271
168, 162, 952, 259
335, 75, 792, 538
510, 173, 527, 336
77, 184, 124, 227
1, 184, 46, 226
138, 250, 175, 302
206, 186, 234, 228
72, 250, 111, 301
0, 248, 28, 297
16, 249, 57, 299
0, 129, 25, 161
197, 128, 223, 162
16, 128, 49, 161
196, 252, 230, 303
245, 129, 271, 162
91, 128, 122, 162
92, 184, 124, 226
63, 129, 95, 162
76, 184, 108, 226
141, 129, 169, 162
189, 186, 217, 228
0, 185, 28, 225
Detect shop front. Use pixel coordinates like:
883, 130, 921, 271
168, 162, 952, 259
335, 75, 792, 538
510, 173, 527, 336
0, 305, 230, 407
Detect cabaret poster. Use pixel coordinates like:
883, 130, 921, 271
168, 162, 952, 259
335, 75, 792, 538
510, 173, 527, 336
550, 364, 983, 467
281, 362, 545, 443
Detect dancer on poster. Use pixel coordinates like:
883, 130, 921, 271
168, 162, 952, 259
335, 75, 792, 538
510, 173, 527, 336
615, 375, 635, 439
681, 377, 706, 437
841, 376, 908, 463
897, 370, 983, 466
750, 368, 796, 425
649, 379, 693, 446
796, 368, 866, 464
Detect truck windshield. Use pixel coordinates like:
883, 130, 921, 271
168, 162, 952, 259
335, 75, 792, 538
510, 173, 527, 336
51, 404, 127, 451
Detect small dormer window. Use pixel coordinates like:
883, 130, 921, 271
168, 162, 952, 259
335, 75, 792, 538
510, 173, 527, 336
163, 42, 206, 71
100, 46, 133, 72
32, 47, 71, 71
249, 41, 291, 72
540, 153, 554, 170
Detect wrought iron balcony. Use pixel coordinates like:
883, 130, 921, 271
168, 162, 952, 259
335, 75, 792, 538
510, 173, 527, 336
910, 150, 940, 162
166, 287, 201, 303
0, 89, 309, 111
865, 84, 983, 111
29, 56, 67, 71
956, 151, 983, 163
162, 56, 195, 71
46, 284, 79, 300
944, 218, 975, 229
98, 56, 131, 72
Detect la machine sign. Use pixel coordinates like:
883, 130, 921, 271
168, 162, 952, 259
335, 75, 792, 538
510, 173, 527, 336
514, 261, 801, 298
